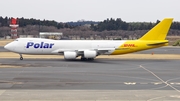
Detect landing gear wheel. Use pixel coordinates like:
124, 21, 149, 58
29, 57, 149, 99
81, 58, 87, 61
20, 57, 23, 60
81, 57, 94, 61
87, 58, 94, 61
19, 54, 23, 60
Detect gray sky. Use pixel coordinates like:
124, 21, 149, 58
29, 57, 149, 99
1, 0, 179, 22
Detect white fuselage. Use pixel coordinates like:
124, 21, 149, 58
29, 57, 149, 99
5, 38, 126, 55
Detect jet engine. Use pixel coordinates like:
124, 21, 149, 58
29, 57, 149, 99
84, 50, 97, 58
64, 51, 77, 59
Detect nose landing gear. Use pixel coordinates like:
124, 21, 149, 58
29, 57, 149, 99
19, 54, 23, 60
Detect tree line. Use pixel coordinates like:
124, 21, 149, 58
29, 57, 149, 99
91, 18, 180, 31
0, 16, 180, 31
0, 16, 73, 29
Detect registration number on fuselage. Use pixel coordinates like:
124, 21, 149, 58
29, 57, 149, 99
26, 42, 54, 48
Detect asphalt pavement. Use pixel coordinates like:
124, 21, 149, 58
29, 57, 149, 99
0, 58, 180, 100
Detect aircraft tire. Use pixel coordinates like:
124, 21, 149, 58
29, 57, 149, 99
81, 58, 87, 61
87, 58, 94, 61
20, 57, 23, 60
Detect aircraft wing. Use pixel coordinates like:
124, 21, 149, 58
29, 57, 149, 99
51, 48, 115, 54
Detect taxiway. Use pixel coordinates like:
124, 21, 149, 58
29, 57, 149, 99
0, 58, 180, 100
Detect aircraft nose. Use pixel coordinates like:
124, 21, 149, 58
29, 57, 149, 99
4, 42, 14, 51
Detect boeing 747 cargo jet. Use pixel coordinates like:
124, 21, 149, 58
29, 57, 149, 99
4, 18, 173, 60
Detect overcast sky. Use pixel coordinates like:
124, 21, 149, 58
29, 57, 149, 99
0, 0, 179, 22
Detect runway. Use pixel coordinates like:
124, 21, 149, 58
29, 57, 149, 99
0, 58, 180, 100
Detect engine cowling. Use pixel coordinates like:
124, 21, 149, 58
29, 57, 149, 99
84, 50, 97, 58
64, 51, 77, 60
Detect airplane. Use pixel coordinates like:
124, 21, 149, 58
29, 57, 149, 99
4, 18, 173, 61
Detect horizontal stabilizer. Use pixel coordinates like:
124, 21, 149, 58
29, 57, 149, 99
147, 41, 168, 46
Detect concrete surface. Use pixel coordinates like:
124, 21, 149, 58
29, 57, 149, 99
0, 58, 180, 100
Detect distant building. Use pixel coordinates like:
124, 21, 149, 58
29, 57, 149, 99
39, 32, 63, 40
19, 35, 34, 38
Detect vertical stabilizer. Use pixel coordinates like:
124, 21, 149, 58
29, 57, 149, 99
139, 18, 173, 40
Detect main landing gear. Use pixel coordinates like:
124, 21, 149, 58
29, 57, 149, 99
19, 54, 23, 60
81, 57, 94, 61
